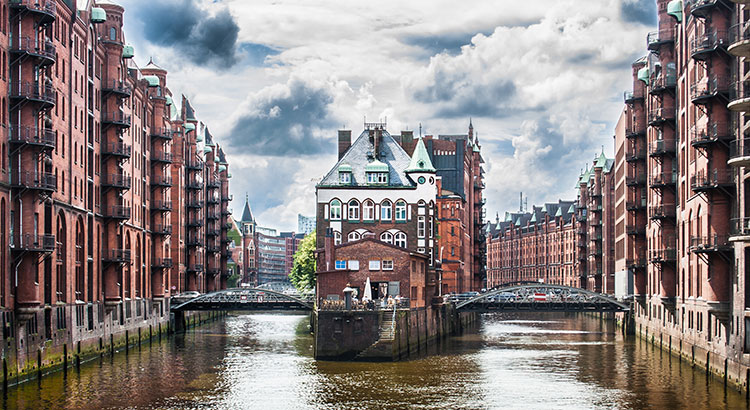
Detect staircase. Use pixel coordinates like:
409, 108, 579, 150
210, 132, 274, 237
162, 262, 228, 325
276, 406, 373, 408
355, 312, 396, 359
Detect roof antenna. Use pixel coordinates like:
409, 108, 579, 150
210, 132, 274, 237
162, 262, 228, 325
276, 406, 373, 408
419, 123, 422, 139
519, 192, 523, 212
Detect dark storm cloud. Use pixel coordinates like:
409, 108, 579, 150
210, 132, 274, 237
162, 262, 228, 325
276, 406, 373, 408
227, 78, 336, 156
134, 0, 241, 67
620, 0, 657, 25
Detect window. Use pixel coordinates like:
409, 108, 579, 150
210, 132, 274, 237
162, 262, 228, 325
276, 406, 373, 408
418, 247, 425, 254
339, 172, 351, 184
335, 260, 346, 270
348, 260, 359, 270
451, 247, 455, 256
348, 199, 359, 220
369, 260, 381, 270
380, 231, 393, 244
363, 200, 374, 220
381, 200, 392, 221
348, 231, 361, 242
418, 216, 425, 238
395, 232, 407, 248
334, 231, 342, 245
366, 172, 388, 184
395, 201, 407, 221
382, 260, 394, 270
109, 27, 116, 41
330, 199, 341, 220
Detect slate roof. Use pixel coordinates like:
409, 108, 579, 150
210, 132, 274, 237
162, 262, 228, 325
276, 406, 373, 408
318, 129, 415, 188
184, 95, 196, 121
490, 200, 577, 238
241, 197, 254, 222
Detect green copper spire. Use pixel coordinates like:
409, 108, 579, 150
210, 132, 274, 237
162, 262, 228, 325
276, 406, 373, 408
405, 137, 436, 173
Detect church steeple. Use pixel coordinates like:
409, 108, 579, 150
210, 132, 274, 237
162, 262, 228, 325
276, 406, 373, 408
241, 193, 254, 223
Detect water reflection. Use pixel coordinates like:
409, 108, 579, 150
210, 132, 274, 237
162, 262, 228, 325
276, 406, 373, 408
1, 313, 748, 409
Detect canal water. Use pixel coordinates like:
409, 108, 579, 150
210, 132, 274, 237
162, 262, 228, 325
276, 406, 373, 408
2, 313, 748, 409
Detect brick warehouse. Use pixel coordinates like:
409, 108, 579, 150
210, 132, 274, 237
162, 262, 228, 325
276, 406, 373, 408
0, 0, 232, 381
486, 0, 750, 392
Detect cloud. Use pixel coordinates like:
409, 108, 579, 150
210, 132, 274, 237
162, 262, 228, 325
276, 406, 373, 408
226, 76, 344, 156
133, 0, 241, 68
620, 0, 657, 25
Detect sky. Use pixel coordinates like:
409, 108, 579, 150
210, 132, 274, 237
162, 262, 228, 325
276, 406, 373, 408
117, 0, 656, 231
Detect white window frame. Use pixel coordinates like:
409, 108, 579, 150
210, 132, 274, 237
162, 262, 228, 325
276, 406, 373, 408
381, 200, 392, 221
380, 231, 394, 244
395, 232, 407, 248
418, 216, 425, 238
369, 260, 381, 270
348, 199, 359, 220
367, 173, 377, 183
339, 172, 351, 184
334, 231, 342, 245
395, 201, 407, 221
363, 200, 375, 220
330, 199, 341, 220
348, 260, 360, 270
382, 260, 394, 271
378, 172, 388, 183
348, 231, 361, 242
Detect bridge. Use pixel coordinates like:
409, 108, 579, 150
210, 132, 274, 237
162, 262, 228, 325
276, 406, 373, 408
171, 287, 314, 312
449, 284, 630, 313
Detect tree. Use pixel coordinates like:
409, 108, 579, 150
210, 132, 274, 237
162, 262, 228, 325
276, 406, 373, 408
289, 233, 316, 292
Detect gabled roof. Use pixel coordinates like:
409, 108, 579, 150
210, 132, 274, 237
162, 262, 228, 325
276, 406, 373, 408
318, 129, 414, 187
241, 196, 254, 222
405, 137, 436, 173
184, 95, 196, 121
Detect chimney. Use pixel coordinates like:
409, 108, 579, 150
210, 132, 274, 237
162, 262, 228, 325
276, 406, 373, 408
425, 134, 433, 140
324, 228, 335, 271
338, 130, 351, 160
373, 127, 382, 158
400, 130, 414, 146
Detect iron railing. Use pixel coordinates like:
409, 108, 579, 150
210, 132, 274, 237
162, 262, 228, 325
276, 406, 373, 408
9, 126, 55, 148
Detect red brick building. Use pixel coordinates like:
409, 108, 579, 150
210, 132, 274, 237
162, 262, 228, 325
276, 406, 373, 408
0, 0, 231, 380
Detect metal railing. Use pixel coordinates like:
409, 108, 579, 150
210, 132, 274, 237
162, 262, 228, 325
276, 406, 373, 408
102, 173, 132, 189
11, 171, 56, 191
649, 139, 676, 156
152, 258, 173, 268
648, 107, 676, 124
153, 224, 172, 235
103, 205, 131, 219
151, 151, 172, 162
690, 168, 734, 190
624, 89, 644, 103
103, 141, 132, 157
690, 234, 731, 251
729, 81, 750, 105
731, 217, 750, 237
103, 249, 132, 263
690, 30, 728, 58
101, 79, 132, 96
10, 36, 55, 61
102, 112, 132, 126
691, 122, 729, 146
9, 126, 55, 148
151, 127, 172, 140
730, 138, 750, 161
649, 248, 677, 262
10, 82, 55, 104
318, 297, 410, 311
690, 76, 729, 102
730, 22, 750, 47
151, 174, 172, 186
10, 0, 57, 16
649, 204, 676, 219
11, 233, 55, 252
650, 172, 677, 187
647, 29, 675, 49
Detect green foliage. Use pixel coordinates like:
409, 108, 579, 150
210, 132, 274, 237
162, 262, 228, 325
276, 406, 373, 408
226, 273, 241, 288
227, 226, 242, 246
289, 233, 316, 292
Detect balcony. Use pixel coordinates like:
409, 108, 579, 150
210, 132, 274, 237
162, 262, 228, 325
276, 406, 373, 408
689, 76, 729, 105
187, 198, 204, 208
11, 171, 56, 192
187, 235, 204, 246
102, 141, 132, 158
691, 30, 728, 60
186, 160, 204, 170
186, 180, 203, 190
151, 200, 172, 212
151, 174, 172, 187
207, 268, 221, 276
649, 204, 676, 220
151, 151, 172, 163
221, 209, 233, 216
729, 22, 750, 57
624, 90, 644, 104
691, 122, 730, 148
649, 139, 676, 157
151, 127, 173, 140
103, 249, 131, 264
222, 194, 233, 202
10, 37, 55, 66
102, 173, 132, 190
9, 126, 55, 149
101, 80, 132, 98
626, 198, 647, 211
207, 178, 220, 188
626, 174, 646, 187
152, 258, 173, 269
650, 172, 677, 188
626, 149, 646, 163
206, 244, 221, 254
647, 29, 675, 52
690, 234, 732, 253
648, 107, 675, 125
10, 82, 55, 107
690, 169, 734, 193
103, 205, 131, 220
729, 138, 750, 167
11, 234, 55, 253
9, 0, 56, 23
626, 224, 646, 236
625, 125, 646, 139
626, 258, 647, 270
207, 211, 219, 220
187, 264, 204, 273
728, 81, 750, 112
102, 112, 132, 128
650, 73, 676, 95
691, 0, 724, 18
730, 217, 750, 240
207, 196, 220, 205
206, 228, 219, 237
187, 219, 202, 227
649, 248, 677, 264
152, 224, 172, 235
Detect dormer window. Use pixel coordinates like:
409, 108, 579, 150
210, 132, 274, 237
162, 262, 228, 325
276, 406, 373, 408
338, 164, 352, 184
366, 172, 388, 184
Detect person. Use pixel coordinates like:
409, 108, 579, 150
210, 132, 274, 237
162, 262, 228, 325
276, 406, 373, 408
394, 294, 402, 307
387, 295, 394, 307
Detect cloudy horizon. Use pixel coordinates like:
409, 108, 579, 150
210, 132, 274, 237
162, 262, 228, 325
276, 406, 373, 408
118, 0, 656, 231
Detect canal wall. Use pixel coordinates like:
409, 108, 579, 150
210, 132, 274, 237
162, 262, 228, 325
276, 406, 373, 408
314, 303, 476, 361
0, 300, 222, 388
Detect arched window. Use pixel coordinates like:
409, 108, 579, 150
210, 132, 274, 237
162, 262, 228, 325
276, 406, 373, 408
380, 231, 393, 244
75, 219, 84, 301
348, 199, 359, 220
348, 231, 361, 242
334, 231, 342, 245
363, 200, 374, 220
109, 27, 116, 41
330, 199, 341, 220
394, 232, 407, 248
381, 200, 392, 221
124, 233, 131, 299
56, 213, 67, 303
395, 200, 407, 221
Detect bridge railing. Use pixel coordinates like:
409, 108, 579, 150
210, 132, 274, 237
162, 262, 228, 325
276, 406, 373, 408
318, 298, 410, 311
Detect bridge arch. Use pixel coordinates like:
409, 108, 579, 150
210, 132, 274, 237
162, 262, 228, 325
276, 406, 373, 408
453, 284, 629, 312
171, 287, 314, 312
